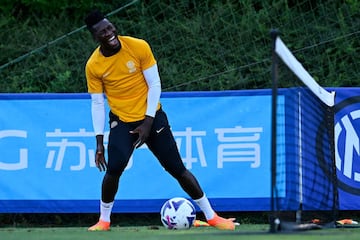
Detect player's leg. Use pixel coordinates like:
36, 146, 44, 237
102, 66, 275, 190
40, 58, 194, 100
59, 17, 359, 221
88, 112, 136, 231
102, 115, 137, 202
145, 108, 203, 197
146, 108, 236, 230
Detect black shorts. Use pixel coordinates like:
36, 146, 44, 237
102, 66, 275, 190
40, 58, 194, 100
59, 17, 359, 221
107, 108, 187, 178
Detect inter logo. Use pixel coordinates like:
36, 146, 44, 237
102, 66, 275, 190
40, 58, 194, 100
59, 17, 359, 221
334, 96, 360, 195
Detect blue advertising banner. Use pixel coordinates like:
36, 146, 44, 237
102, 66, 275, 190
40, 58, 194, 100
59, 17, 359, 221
0, 90, 282, 213
333, 87, 360, 210
3, 87, 358, 213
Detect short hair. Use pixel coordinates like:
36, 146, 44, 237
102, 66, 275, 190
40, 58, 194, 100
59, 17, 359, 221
85, 10, 105, 30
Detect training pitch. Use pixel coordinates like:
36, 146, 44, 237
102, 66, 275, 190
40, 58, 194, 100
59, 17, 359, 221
1, 224, 360, 240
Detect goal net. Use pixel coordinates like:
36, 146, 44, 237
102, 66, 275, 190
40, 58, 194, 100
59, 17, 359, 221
270, 30, 338, 232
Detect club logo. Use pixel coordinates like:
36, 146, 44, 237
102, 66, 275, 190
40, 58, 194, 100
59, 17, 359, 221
333, 96, 360, 195
126, 60, 136, 73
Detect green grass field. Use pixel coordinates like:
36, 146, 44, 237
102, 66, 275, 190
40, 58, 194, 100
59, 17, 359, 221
2, 224, 360, 240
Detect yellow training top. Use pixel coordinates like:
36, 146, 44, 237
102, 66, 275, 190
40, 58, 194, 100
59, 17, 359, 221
85, 36, 160, 122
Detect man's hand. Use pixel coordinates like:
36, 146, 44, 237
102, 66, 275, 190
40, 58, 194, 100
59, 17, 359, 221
95, 135, 107, 171
95, 148, 107, 172
130, 115, 154, 148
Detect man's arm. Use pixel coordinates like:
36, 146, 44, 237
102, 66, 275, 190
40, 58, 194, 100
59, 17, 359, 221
130, 64, 161, 148
143, 64, 161, 117
91, 93, 105, 135
91, 93, 107, 171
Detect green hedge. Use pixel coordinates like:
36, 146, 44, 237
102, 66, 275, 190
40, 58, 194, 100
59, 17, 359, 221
0, 0, 359, 93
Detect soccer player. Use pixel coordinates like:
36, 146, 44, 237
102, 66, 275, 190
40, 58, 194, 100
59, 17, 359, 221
84, 10, 236, 231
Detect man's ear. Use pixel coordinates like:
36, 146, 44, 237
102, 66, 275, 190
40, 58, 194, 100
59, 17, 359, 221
90, 31, 98, 42
92, 34, 98, 42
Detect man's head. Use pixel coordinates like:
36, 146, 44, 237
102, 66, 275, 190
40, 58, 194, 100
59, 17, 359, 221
85, 9, 106, 32
85, 10, 121, 56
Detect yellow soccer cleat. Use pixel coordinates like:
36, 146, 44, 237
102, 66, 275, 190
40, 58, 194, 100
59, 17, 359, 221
193, 219, 210, 227
88, 220, 110, 231
207, 213, 236, 230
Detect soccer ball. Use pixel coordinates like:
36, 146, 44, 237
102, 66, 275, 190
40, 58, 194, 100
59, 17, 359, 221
160, 197, 196, 230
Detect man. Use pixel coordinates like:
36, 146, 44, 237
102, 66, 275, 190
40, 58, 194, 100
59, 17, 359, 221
84, 10, 236, 231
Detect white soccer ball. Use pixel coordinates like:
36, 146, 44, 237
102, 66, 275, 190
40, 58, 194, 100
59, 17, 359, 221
160, 197, 196, 230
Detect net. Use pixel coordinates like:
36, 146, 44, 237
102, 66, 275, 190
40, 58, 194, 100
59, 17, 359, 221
270, 31, 338, 232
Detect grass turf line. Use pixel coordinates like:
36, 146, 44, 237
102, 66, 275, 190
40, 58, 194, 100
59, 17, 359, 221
1, 224, 360, 240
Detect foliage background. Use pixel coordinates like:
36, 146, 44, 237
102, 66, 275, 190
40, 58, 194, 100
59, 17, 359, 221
0, 0, 359, 93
